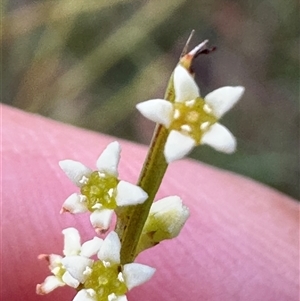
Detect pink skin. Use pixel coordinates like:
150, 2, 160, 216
2, 104, 299, 301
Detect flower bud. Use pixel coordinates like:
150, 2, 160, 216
136, 196, 189, 254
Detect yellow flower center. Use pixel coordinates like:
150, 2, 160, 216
170, 98, 217, 143
80, 171, 119, 211
84, 261, 127, 301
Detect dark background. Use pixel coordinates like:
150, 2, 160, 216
2, 0, 299, 199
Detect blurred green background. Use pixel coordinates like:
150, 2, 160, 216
2, 0, 299, 199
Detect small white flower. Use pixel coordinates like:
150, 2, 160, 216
36, 228, 103, 295
72, 231, 155, 301
59, 141, 148, 231
136, 64, 245, 163
148, 196, 190, 238
38, 229, 155, 299
136, 196, 190, 253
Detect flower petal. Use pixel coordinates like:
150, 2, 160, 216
204, 86, 245, 118
62, 227, 81, 256
61, 193, 88, 214
187, 40, 209, 56
62, 271, 80, 288
80, 237, 103, 258
201, 123, 236, 153
136, 99, 173, 127
123, 263, 156, 290
90, 209, 113, 231
108, 294, 127, 301
59, 160, 92, 187
61, 256, 93, 283
96, 141, 121, 177
116, 181, 148, 206
173, 65, 200, 102
42, 254, 63, 270
73, 289, 97, 301
36, 275, 65, 294
164, 130, 196, 163
98, 231, 120, 264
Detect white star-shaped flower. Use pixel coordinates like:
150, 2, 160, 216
59, 141, 148, 231
136, 65, 245, 163
69, 231, 156, 301
36, 228, 103, 295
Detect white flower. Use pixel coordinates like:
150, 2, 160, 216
59, 141, 148, 231
71, 231, 156, 301
136, 196, 189, 253
148, 196, 190, 238
136, 65, 245, 163
36, 228, 103, 295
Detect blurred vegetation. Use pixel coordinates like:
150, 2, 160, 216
2, 0, 299, 199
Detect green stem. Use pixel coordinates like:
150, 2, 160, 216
115, 76, 174, 264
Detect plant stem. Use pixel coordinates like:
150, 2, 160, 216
115, 31, 195, 264
115, 77, 174, 264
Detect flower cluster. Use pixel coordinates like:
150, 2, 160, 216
36, 228, 102, 294
38, 139, 190, 300
37, 37, 244, 301
136, 64, 244, 163
59, 141, 148, 232
37, 228, 155, 301
38, 140, 190, 300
